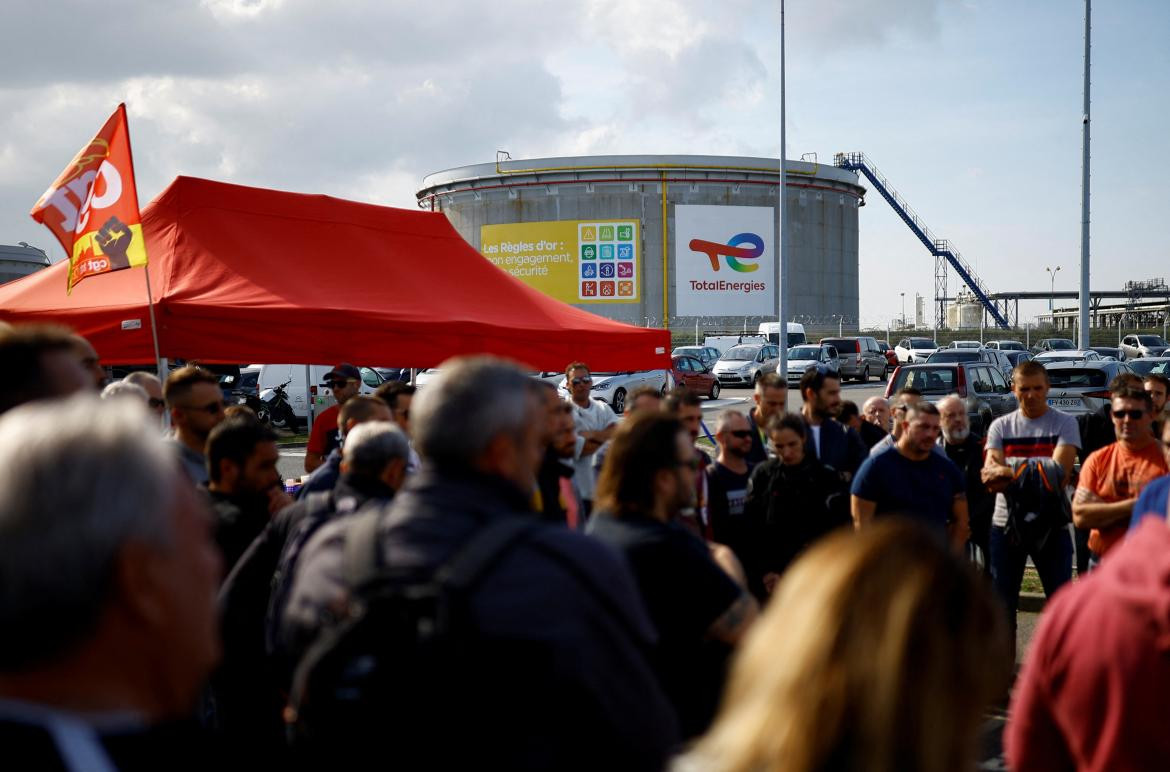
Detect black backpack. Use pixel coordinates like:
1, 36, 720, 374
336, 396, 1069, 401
284, 509, 540, 765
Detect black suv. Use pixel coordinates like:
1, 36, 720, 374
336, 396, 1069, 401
886, 361, 1017, 435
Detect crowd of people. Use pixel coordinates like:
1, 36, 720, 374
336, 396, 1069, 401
2, 319, 1170, 770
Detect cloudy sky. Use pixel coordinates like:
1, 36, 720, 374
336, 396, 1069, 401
3, 0, 1166, 327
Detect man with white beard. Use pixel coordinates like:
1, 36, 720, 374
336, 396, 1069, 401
938, 395, 993, 570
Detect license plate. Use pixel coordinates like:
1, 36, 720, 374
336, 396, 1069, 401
1047, 398, 1081, 408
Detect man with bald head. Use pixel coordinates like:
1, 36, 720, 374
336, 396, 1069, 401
858, 396, 890, 449
938, 395, 993, 567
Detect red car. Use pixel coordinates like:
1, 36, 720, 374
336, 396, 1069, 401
670, 355, 720, 400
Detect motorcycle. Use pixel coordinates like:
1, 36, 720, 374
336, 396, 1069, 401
255, 378, 297, 430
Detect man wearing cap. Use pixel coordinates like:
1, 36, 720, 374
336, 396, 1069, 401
305, 363, 362, 474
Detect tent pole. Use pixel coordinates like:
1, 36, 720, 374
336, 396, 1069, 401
143, 266, 163, 378
304, 364, 314, 435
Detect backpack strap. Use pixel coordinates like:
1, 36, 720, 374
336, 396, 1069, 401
343, 507, 387, 589
435, 516, 541, 592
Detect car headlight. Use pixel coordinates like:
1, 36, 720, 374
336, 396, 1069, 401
592, 381, 612, 391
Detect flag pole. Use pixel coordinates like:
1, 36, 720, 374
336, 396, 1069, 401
118, 103, 164, 378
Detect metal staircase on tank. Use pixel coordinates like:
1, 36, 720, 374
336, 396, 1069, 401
833, 152, 1012, 330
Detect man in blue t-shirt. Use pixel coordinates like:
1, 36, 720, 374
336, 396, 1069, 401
851, 401, 968, 551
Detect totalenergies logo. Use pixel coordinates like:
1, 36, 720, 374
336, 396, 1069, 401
688, 232, 763, 273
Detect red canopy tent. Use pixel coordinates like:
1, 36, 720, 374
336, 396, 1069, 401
0, 176, 670, 370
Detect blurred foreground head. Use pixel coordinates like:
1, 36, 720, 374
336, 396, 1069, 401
0, 323, 89, 414
690, 520, 1010, 772
0, 395, 221, 720
412, 356, 543, 493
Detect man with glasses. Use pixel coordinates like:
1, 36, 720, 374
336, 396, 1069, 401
707, 410, 758, 579
164, 365, 226, 485
124, 370, 166, 426
306, 363, 363, 474
1073, 387, 1168, 564
565, 361, 619, 517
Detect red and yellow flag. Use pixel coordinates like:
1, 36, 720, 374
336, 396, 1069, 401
30, 103, 148, 293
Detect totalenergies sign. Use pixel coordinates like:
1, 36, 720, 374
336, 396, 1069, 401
674, 205, 774, 315
30, 104, 148, 293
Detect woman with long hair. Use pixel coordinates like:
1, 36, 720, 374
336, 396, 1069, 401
679, 519, 1011, 772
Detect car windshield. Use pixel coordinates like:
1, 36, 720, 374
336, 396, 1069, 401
893, 367, 957, 395
1038, 355, 1082, 363
909, 338, 935, 348
953, 342, 980, 349
722, 347, 759, 361
1046, 368, 1108, 388
1047, 339, 1076, 350
996, 341, 1024, 350
927, 351, 980, 363
788, 346, 822, 359
1128, 360, 1170, 376
1137, 336, 1168, 346
673, 347, 701, 356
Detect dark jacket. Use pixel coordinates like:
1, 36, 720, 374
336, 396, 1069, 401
743, 454, 851, 588
943, 434, 993, 551
210, 474, 396, 758
745, 408, 770, 466
0, 717, 222, 772
858, 419, 888, 450
278, 467, 679, 771
804, 415, 868, 479
205, 488, 271, 578
536, 446, 577, 526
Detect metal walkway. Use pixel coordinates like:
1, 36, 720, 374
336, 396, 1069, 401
833, 152, 1011, 329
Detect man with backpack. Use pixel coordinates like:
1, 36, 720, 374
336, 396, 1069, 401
211, 421, 410, 759
279, 357, 677, 770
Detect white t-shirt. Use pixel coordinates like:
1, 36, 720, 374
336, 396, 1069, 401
568, 397, 619, 500
985, 408, 1081, 528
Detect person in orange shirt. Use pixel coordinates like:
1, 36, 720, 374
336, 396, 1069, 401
1073, 387, 1169, 563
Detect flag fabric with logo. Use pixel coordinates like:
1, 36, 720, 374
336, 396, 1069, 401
30, 103, 148, 293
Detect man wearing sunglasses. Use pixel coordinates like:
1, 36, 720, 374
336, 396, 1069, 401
564, 361, 619, 517
124, 370, 166, 425
707, 410, 757, 580
306, 363, 363, 474
1073, 387, 1168, 563
164, 365, 227, 485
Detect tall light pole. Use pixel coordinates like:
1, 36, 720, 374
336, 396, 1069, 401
1046, 265, 1061, 319
1078, 0, 1092, 349
776, 0, 789, 380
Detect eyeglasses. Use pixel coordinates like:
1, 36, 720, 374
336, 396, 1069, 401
1113, 409, 1147, 420
571, 377, 593, 385
728, 430, 753, 439
181, 400, 224, 415
148, 398, 166, 409
326, 379, 353, 389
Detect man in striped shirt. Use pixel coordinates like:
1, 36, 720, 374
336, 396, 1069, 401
982, 360, 1079, 646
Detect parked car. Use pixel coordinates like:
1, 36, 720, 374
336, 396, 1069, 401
670, 356, 720, 400
948, 340, 982, 349
894, 336, 939, 364
820, 336, 887, 382
885, 362, 1017, 435
1032, 350, 1101, 363
1032, 338, 1076, 354
704, 335, 768, 356
556, 370, 671, 414
220, 366, 260, 405
374, 367, 412, 383
1043, 360, 1135, 416
1088, 347, 1123, 362
1126, 357, 1170, 377
876, 340, 899, 371
925, 348, 1013, 380
1120, 334, 1170, 360
985, 340, 1026, 351
712, 344, 780, 388
784, 344, 840, 384
671, 345, 721, 370
1004, 350, 1033, 368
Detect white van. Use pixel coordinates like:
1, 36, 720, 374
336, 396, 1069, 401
758, 322, 807, 348
255, 364, 385, 420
